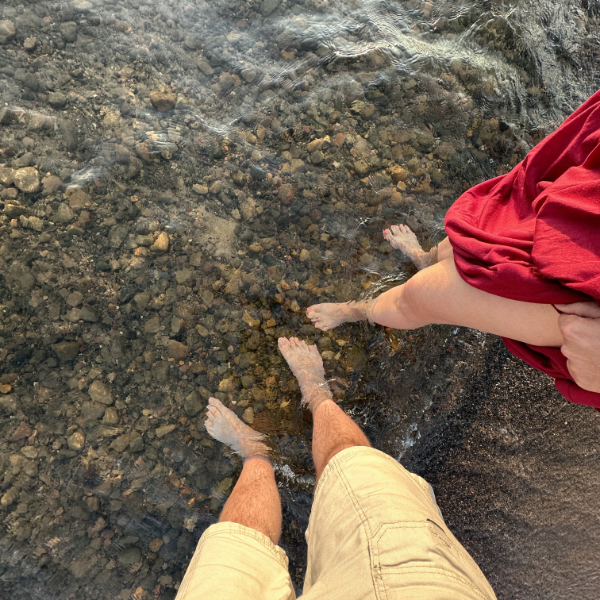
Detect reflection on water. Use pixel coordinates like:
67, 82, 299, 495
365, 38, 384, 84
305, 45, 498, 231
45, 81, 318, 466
0, 0, 598, 596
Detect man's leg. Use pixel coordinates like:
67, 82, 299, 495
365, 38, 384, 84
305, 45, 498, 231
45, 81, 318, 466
278, 338, 370, 481
174, 399, 294, 600
206, 398, 281, 543
278, 337, 496, 600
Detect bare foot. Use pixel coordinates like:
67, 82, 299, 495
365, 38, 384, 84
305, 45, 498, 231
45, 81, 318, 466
205, 397, 269, 459
306, 300, 373, 331
383, 224, 431, 269
278, 337, 332, 412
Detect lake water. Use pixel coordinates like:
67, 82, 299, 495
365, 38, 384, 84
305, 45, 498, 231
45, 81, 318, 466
0, 0, 598, 597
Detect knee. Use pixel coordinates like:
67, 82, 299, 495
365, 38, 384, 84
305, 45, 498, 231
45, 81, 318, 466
395, 276, 433, 328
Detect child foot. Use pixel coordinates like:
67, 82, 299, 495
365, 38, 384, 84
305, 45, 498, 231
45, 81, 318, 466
205, 397, 269, 459
278, 337, 332, 412
383, 224, 430, 268
307, 301, 370, 331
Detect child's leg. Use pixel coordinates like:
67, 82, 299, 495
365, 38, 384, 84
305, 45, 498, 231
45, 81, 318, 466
308, 258, 563, 348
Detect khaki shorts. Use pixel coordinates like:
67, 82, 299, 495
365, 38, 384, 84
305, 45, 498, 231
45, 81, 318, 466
175, 447, 497, 600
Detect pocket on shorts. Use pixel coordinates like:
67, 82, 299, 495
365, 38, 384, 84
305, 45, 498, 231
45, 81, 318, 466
369, 521, 489, 599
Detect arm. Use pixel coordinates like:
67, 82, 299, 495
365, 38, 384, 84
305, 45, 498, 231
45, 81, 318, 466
555, 302, 600, 393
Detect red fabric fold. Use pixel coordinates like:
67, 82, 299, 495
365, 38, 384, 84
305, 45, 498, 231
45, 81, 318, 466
445, 90, 600, 408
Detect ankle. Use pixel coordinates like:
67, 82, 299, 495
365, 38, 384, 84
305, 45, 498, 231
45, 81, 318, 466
243, 454, 272, 467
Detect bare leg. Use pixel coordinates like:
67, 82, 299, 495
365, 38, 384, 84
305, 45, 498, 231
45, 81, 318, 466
278, 338, 370, 481
219, 458, 281, 544
308, 258, 562, 347
307, 228, 453, 331
383, 224, 436, 269
205, 398, 281, 544
437, 236, 453, 262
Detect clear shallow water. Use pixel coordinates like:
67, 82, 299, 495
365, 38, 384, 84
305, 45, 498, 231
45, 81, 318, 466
0, 0, 598, 597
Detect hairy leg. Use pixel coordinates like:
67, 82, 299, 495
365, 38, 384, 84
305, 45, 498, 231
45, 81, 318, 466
219, 457, 282, 544
205, 398, 281, 544
312, 400, 370, 482
279, 338, 370, 481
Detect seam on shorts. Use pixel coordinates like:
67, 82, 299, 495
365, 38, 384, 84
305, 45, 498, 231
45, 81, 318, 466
370, 523, 493, 600
200, 522, 289, 567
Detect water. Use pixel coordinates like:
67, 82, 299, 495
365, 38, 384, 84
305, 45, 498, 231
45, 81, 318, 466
0, 0, 598, 597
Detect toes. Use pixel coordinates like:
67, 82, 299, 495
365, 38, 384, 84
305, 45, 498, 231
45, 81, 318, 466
278, 337, 290, 349
391, 225, 400, 235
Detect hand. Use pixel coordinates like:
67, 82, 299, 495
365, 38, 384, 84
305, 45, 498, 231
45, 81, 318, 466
556, 302, 600, 393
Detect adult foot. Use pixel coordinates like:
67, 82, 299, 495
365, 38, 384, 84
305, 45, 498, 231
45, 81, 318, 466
278, 337, 332, 412
205, 397, 269, 459
383, 224, 430, 269
306, 301, 371, 331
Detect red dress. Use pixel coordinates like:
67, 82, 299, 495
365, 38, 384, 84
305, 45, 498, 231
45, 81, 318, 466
445, 90, 600, 408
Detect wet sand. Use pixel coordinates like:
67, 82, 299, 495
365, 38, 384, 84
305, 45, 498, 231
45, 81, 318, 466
405, 340, 600, 600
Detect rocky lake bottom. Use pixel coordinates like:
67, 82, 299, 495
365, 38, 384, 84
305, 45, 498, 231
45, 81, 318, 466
0, 0, 599, 598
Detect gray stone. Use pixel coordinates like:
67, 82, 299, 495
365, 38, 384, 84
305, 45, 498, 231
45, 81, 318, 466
66, 291, 84, 307
184, 391, 203, 416
80, 305, 99, 323
118, 547, 141, 567
48, 92, 67, 109
53, 341, 80, 361
81, 401, 106, 421
54, 203, 75, 223
184, 34, 202, 50
0, 20, 16, 45
219, 72, 235, 93
0, 395, 17, 414
12, 153, 35, 168
0, 108, 16, 125
241, 67, 257, 83
261, 0, 280, 16
196, 57, 214, 75
59, 21, 78, 44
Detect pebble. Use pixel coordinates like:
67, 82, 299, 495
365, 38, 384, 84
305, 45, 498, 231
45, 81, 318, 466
192, 184, 209, 195
42, 174, 62, 194
67, 431, 85, 451
152, 231, 170, 252
54, 203, 75, 223
23, 37, 36, 52
9, 421, 33, 441
13, 167, 40, 193
261, 0, 280, 16
150, 88, 176, 111
242, 407, 254, 424
88, 380, 114, 405
59, 21, 78, 44
65, 186, 91, 209
0, 20, 16, 45
167, 340, 189, 360
155, 424, 176, 439
48, 92, 67, 109
53, 341, 80, 361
